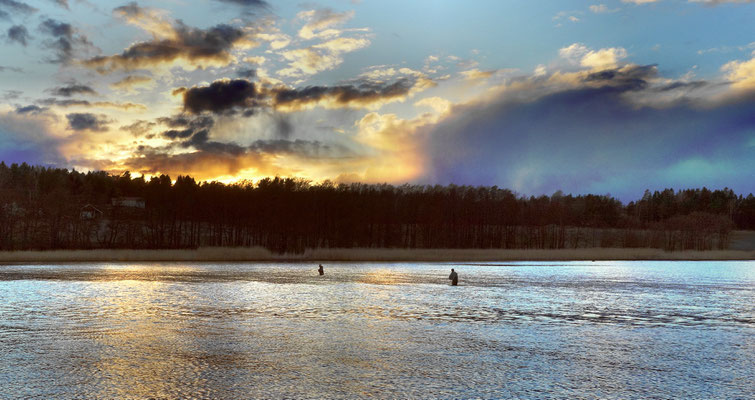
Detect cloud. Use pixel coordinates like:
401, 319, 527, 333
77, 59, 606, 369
349, 110, 442, 182
66, 113, 110, 131
415, 96, 452, 114
460, 68, 495, 81
278, 37, 370, 77
112, 2, 175, 39
589, 4, 620, 12
421, 64, 755, 200
359, 66, 423, 81
622, 0, 659, 4
39, 98, 146, 111
38, 18, 94, 63
176, 74, 435, 115
15, 105, 47, 114
269, 77, 435, 111
123, 146, 268, 181
256, 33, 290, 50
552, 10, 583, 24
6, 25, 29, 46
84, 4, 253, 73
0, 108, 64, 166
158, 114, 214, 146
560, 43, 628, 70
49, 83, 97, 97
86, 23, 248, 72
297, 8, 354, 40
120, 120, 156, 137
722, 53, 755, 89
179, 79, 259, 115
110, 75, 153, 91
237, 68, 257, 79
49, 0, 68, 9
583, 64, 656, 90
0, 0, 36, 20
0, 65, 23, 73
122, 136, 358, 181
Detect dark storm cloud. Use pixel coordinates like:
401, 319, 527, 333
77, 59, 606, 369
269, 78, 420, 110
49, 83, 96, 97
120, 120, 156, 136
180, 79, 259, 115
184, 129, 209, 147
15, 105, 46, 114
655, 81, 709, 92
424, 69, 755, 201
236, 68, 257, 79
7, 25, 30, 46
38, 18, 93, 63
0, 0, 36, 19
84, 10, 248, 73
158, 114, 215, 129
157, 114, 215, 147
583, 64, 657, 91
175, 76, 431, 116
163, 129, 194, 139
66, 112, 109, 131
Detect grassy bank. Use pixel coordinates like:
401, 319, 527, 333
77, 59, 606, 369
0, 247, 754, 263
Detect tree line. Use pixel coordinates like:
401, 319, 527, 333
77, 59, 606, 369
0, 162, 752, 252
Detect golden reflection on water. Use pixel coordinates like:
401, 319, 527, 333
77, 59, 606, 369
357, 269, 407, 285
85, 279, 187, 398
0, 261, 752, 398
71, 264, 227, 399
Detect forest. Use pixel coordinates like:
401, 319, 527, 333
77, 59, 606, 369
0, 162, 752, 253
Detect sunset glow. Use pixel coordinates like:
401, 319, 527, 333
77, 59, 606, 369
1, 0, 754, 199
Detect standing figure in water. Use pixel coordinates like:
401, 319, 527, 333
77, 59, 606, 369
318, 264, 324, 275
448, 268, 458, 286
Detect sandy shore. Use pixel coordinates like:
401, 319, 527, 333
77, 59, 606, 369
0, 247, 754, 263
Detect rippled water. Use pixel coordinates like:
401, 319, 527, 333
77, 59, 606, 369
0, 261, 753, 399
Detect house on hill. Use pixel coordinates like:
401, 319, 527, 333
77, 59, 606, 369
80, 204, 103, 220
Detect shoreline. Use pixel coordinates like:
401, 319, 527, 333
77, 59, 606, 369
0, 247, 754, 263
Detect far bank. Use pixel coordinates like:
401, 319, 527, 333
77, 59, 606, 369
0, 247, 754, 263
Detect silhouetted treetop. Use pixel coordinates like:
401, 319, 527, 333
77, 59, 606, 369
0, 162, 748, 252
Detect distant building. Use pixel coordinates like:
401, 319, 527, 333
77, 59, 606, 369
111, 197, 146, 208
80, 204, 103, 220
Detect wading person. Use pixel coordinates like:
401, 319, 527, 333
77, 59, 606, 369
318, 264, 324, 275
448, 268, 458, 286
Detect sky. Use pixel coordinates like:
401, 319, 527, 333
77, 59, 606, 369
0, 0, 754, 201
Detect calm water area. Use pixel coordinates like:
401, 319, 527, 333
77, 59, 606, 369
0, 261, 753, 398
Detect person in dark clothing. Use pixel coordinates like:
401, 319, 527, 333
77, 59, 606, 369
448, 268, 458, 286
318, 264, 324, 275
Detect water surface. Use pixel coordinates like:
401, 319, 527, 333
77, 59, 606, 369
1, 261, 753, 398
